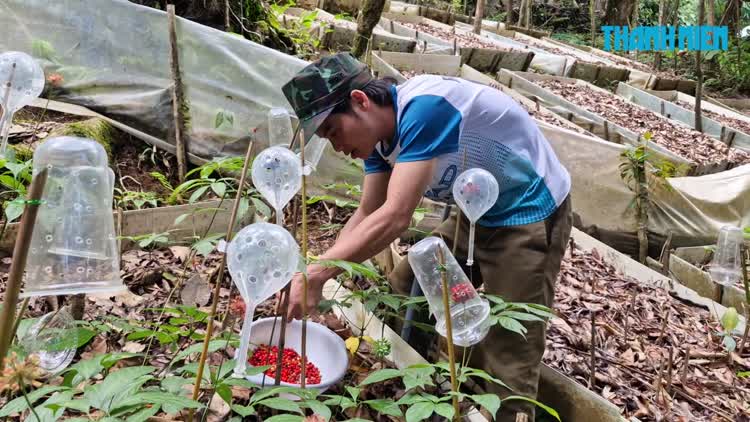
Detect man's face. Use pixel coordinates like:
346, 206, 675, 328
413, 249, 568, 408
315, 91, 381, 160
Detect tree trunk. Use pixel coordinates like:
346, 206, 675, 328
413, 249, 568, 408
505, 0, 512, 25
706, 0, 714, 26
474, 0, 486, 33
524, 0, 531, 28
603, 0, 636, 26
590, 0, 596, 45
654, 0, 666, 70
672, 0, 680, 71
695, 0, 704, 132
351, 0, 387, 59
517, 0, 527, 27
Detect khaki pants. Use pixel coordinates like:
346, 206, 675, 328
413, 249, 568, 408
388, 196, 572, 422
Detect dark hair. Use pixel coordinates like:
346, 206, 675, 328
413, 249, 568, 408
330, 76, 398, 115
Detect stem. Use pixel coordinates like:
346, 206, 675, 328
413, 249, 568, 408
9, 297, 29, 344
19, 379, 41, 422
233, 303, 256, 377
299, 129, 308, 388
275, 208, 283, 226
466, 222, 476, 267
188, 138, 254, 421
589, 310, 596, 389
0, 169, 47, 370
437, 247, 460, 421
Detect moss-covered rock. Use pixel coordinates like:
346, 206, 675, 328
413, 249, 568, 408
46, 118, 121, 161
9, 144, 35, 162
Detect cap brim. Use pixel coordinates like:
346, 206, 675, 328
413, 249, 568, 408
298, 106, 334, 142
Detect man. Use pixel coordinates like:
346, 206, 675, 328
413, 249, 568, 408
280, 52, 572, 421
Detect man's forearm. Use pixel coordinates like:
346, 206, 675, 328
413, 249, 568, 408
308, 205, 410, 285
337, 207, 368, 240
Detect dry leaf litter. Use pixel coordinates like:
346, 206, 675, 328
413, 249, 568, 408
546, 242, 750, 421
675, 100, 750, 136
397, 21, 512, 51
537, 79, 750, 167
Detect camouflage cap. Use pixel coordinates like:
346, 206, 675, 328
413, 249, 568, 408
282, 52, 373, 141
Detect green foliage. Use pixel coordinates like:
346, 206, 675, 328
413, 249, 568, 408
114, 188, 160, 210
484, 294, 557, 339
717, 307, 740, 353
0, 157, 33, 224
215, 109, 235, 131
119, 231, 174, 250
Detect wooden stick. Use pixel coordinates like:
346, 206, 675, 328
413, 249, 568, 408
589, 310, 596, 389
623, 291, 636, 341
654, 357, 665, 405
299, 129, 309, 388
657, 308, 671, 345
224, 0, 231, 31
167, 4, 188, 183
188, 137, 254, 420
681, 345, 690, 386
437, 247, 460, 421
273, 196, 300, 385
666, 346, 674, 393
0, 168, 48, 370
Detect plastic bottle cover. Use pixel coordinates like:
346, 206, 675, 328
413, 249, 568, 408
709, 225, 744, 287
268, 107, 294, 148
0, 51, 45, 155
22, 136, 124, 297
407, 236, 491, 347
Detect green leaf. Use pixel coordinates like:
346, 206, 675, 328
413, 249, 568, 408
5, 200, 24, 223
495, 316, 528, 338
55, 398, 90, 413
405, 401, 435, 422
359, 368, 402, 385
263, 415, 303, 422
303, 399, 332, 421
232, 404, 256, 417
62, 355, 106, 387
322, 395, 356, 410
174, 339, 226, 362
345, 386, 361, 401
125, 404, 160, 422
83, 366, 155, 413
471, 394, 501, 418
0, 386, 66, 417
251, 197, 272, 220
499, 310, 545, 322
161, 376, 192, 395
257, 397, 303, 413
189, 185, 210, 204
30, 390, 74, 422
721, 307, 740, 332
503, 395, 561, 421
173, 213, 190, 227
121, 391, 203, 410
237, 196, 250, 221
216, 383, 233, 405
211, 182, 227, 198
364, 399, 402, 417
434, 403, 455, 420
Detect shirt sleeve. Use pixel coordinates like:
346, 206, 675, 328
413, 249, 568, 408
396, 95, 462, 163
364, 150, 391, 174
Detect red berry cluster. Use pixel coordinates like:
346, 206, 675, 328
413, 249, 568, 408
450, 282, 476, 303
249, 344, 322, 385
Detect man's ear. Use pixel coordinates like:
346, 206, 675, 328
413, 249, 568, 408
349, 90, 370, 111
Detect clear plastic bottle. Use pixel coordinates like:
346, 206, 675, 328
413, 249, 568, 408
0, 51, 45, 157
268, 107, 294, 147
22, 136, 124, 297
20, 308, 77, 375
407, 236, 490, 347
709, 225, 744, 287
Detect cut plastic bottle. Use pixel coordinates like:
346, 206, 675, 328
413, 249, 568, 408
23, 136, 124, 297
20, 308, 77, 375
709, 225, 744, 287
407, 236, 490, 347
251, 146, 303, 225
298, 136, 327, 176
0, 51, 45, 157
451, 168, 499, 266
268, 107, 294, 148
227, 222, 301, 377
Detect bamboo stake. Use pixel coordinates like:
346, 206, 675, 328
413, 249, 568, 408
188, 137, 254, 421
681, 345, 690, 385
0, 168, 48, 370
167, 4, 188, 183
694, 0, 705, 132
666, 346, 674, 393
299, 130, 309, 388
437, 247, 460, 421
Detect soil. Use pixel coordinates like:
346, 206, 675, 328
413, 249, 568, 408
545, 242, 750, 421
8, 106, 89, 150
111, 139, 178, 199
536, 79, 750, 167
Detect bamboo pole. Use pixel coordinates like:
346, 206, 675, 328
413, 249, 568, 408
437, 247, 460, 421
694, 0, 704, 132
188, 137, 254, 421
167, 4, 188, 183
299, 129, 309, 388
0, 169, 48, 370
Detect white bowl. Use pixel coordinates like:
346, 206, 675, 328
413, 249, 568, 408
244, 317, 349, 395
